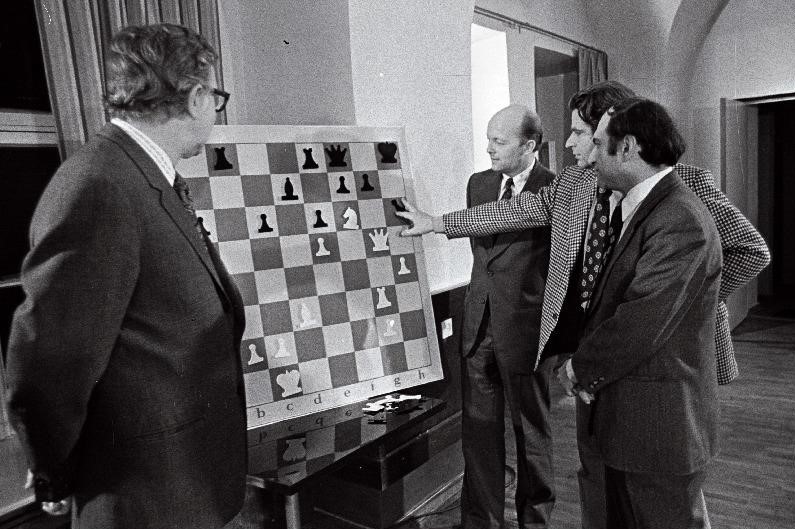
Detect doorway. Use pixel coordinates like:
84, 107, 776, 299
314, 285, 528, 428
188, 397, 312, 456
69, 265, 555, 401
756, 99, 795, 314
534, 47, 578, 172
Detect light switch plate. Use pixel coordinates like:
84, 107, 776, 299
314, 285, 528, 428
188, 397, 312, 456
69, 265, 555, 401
441, 318, 453, 339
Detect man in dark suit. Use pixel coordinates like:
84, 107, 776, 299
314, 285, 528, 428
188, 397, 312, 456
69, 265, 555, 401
460, 105, 555, 529
6, 24, 246, 529
558, 98, 722, 528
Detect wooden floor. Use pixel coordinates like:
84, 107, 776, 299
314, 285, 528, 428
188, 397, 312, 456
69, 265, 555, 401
396, 310, 795, 529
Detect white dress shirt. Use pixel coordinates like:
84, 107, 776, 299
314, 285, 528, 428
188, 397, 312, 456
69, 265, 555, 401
497, 158, 536, 200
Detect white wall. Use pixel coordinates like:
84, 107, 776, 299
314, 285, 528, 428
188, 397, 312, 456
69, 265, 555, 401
219, 0, 356, 125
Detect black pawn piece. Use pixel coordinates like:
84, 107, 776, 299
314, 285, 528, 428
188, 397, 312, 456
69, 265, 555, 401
360, 173, 375, 192
197, 216, 211, 236
281, 177, 299, 200
302, 148, 319, 169
213, 147, 234, 170
377, 142, 398, 164
258, 213, 274, 233
337, 175, 350, 194
313, 210, 328, 228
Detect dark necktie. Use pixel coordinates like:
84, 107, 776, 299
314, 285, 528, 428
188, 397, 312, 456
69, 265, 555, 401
578, 187, 614, 309
602, 200, 624, 266
173, 173, 204, 235
500, 177, 514, 200
173, 173, 235, 312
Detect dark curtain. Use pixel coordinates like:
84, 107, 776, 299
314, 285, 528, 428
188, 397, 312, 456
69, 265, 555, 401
578, 48, 608, 89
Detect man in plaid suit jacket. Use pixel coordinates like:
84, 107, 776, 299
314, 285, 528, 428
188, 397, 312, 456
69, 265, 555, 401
398, 82, 769, 528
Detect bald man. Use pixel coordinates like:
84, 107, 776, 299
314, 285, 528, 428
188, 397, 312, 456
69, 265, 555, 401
460, 105, 556, 529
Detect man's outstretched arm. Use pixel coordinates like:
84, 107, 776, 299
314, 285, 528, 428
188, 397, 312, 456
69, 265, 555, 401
397, 167, 569, 237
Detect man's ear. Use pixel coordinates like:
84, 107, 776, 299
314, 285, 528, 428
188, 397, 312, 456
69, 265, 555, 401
526, 139, 537, 154
186, 84, 204, 119
622, 135, 639, 160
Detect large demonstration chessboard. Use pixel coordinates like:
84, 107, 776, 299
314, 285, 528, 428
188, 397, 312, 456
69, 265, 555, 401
177, 126, 442, 428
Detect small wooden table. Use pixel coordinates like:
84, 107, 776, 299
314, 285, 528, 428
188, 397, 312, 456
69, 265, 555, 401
246, 397, 445, 529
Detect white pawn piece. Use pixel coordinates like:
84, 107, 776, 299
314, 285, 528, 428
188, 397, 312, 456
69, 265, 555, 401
369, 228, 389, 251
397, 256, 411, 275
248, 344, 264, 365
298, 302, 317, 328
342, 207, 359, 229
315, 237, 331, 256
273, 336, 290, 358
384, 319, 397, 337
376, 287, 392, 309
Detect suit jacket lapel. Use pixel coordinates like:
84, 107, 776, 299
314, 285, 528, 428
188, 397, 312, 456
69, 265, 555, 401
98, 124, 230, 306
588, 171, 680, 313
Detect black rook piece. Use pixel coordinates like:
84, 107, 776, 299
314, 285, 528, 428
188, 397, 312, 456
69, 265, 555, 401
213, 147, 233, 170
302, 148, 319, 169
377, 142, 398, 164
325, 144, 348, 167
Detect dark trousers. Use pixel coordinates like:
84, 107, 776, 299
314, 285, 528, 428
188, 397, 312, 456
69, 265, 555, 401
604, 465, 708, 529
576, 401, 711, 529
461, 310, 555, 529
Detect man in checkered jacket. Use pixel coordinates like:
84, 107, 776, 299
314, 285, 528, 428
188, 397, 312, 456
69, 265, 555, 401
397, 81, 770, 529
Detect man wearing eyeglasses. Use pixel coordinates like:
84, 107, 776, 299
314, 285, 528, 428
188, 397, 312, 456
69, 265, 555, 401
6, 23, 246, 529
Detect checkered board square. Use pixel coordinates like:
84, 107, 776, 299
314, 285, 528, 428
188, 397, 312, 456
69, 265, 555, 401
177, 126, 442, 428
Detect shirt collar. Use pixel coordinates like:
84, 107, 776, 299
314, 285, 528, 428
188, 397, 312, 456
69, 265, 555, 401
502, 157, 536, 191
111, 118, 176, 186
620, 166, 674, 223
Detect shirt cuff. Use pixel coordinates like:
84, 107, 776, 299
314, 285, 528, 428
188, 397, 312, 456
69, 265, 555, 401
565, 358, 577, 384
432, 215, 445, 234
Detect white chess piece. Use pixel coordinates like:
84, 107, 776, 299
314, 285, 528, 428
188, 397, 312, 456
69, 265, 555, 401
342, 207, 359, 229
283, 438, 307, 462
398, 256, 411, 275
274, 336, 289, 358
248, 344, 264, 365
384, 319, 397, 337
315, 237, 331, 256
376, 287, 392, 309
276, 369, 302, 397
369, 228, 389, 251
298, 302, 317, 328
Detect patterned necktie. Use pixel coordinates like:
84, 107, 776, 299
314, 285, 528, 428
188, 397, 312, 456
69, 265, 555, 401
578, 187, 614, 309
173, 173, 204, 235
500, 177, 514, 200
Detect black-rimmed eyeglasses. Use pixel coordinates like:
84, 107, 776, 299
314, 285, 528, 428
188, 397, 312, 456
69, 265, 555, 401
207, 87, 230, 113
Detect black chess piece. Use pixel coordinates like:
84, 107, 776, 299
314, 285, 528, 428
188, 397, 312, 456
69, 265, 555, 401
213, 146, 234, 170
360, 173, 375, 192
302, 148, 319, 169
281, 177, 299, 200
392, 198, 406, 212
325, 144, 348, 167
337, 175, 350, 194
197, 216, 211, 236
258, 213, 274, 233
377, 142, 398, 164
313, 210, 328, 228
